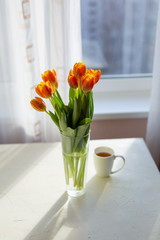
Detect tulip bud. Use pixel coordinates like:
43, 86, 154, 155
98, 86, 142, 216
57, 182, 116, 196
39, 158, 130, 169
30, 97, 46, 112
35, 81, 53, 98
94, 70, 101, 84
73, 62, 86, 79
41, 69, 58, 89
81, 73, 95, 92
68, 69, 78, 89
86, 69, 101, 84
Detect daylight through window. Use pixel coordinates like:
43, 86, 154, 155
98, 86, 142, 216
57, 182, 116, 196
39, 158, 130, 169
81, 0, 158, 76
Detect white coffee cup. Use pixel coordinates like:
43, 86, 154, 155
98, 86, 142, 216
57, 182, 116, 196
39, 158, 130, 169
94, 146, 125, 177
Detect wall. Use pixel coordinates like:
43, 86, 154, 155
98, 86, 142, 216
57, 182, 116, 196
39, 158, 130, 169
90, 118, 148, 140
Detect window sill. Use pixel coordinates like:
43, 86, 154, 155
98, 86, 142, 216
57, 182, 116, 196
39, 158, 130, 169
93, 91, 150, 120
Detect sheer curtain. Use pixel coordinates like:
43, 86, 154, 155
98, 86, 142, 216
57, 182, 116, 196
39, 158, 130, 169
0, 0, 82, 143
146, 2, 160, 169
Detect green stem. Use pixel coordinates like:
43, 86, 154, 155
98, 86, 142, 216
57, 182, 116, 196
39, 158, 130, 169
73, 156, 79, 187
80, 158, 86, 188
63, 157, 69, 185
77, 155, 86, 189
45, 110, 50, 115
55, 89, 64, 105
49, 98, 59, 117
66, 155, 74, 180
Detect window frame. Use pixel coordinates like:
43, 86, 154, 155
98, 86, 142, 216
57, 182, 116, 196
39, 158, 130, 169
92, 74, 152, 120
94, 74, 152, 93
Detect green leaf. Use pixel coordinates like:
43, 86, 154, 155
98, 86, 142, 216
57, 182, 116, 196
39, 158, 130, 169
49, 111, 59, 128
63, 105, 73, 127
72, 97, 81, 129
56, 89, 64, 105
53, 101, 63, 119
50, 96, 56, 109
81, 94, 87, 114
59, 110, 67, 132
53, 94, 63, 109
61, 127, 76, 155
73, 123, 90, 152
81, 92, 91, 119
69, 88, 77, 108
62, 127, 76, 137
89, 91, 94, 119
76, 123, 90, 137
79, 118, 92, 126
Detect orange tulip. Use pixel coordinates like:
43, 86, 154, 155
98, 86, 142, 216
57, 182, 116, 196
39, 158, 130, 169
68, 69, 78, 89
94, 70, 101, 84
73, 62, 86, 79
41, 69, 58, 89
81, 73, 95, 92
30, 97, 46, 112
35, 81, 53, 98
86, 69, 101, 84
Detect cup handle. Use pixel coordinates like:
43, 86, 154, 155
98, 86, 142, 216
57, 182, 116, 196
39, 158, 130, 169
111, 155, 125, 174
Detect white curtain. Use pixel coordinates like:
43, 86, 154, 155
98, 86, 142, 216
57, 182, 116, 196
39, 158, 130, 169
0, 0, 82, 143
146, 3, 160, 169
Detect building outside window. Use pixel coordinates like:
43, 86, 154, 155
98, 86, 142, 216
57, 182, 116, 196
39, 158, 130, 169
81, 0, 158, 76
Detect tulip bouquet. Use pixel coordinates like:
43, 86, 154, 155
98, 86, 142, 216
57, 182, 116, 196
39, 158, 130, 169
30, 62, 101, 196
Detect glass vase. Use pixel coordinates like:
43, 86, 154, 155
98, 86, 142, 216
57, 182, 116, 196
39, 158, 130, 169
61, 132, 90, 197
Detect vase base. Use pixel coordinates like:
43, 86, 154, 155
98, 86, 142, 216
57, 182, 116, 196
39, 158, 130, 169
67, 188, 85, 197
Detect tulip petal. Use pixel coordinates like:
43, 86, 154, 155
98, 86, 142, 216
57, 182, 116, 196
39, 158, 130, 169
41, 69, 58, 89
30, 97, 46, 112
73, 62, 86, 79
68, 69, 78, 89
35, 81, 53, 98
81, 74, 95, 92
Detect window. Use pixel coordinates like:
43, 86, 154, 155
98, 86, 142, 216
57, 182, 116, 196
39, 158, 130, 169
80, 0, 159, 118
81, 0, 158, 75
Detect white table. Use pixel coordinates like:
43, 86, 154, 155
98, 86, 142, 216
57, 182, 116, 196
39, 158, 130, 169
0, 138, 160, 240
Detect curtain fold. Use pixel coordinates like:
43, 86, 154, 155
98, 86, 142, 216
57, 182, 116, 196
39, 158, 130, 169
0, 0, 42, 143
146, 2, 160, 169
0, 0, 82, 143
43, 0, 82, 142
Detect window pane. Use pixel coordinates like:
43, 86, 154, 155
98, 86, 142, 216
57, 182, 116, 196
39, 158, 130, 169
81, 0, 159, 75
